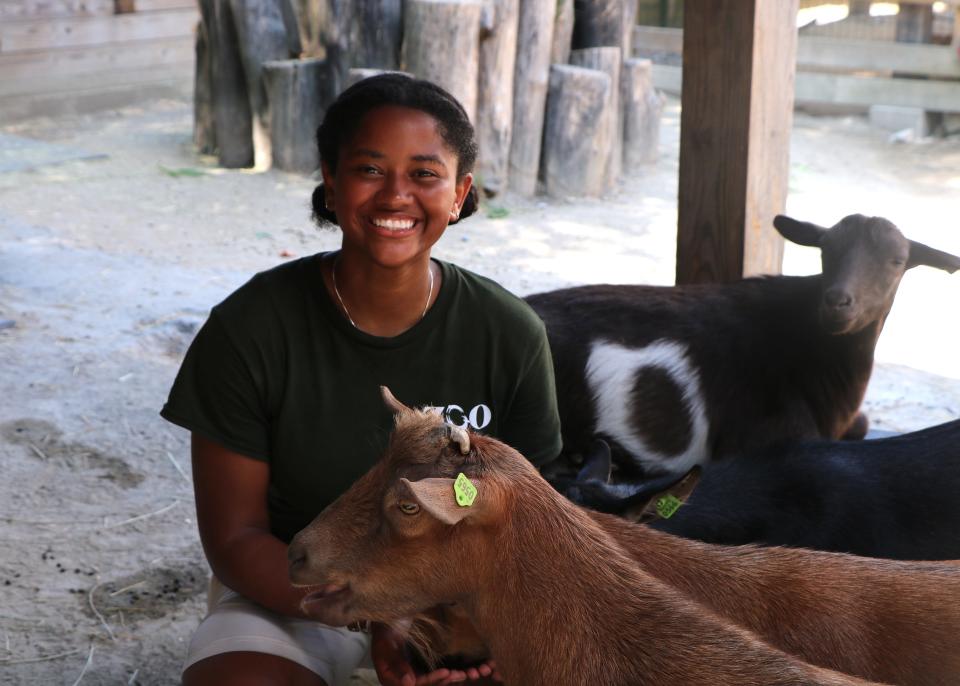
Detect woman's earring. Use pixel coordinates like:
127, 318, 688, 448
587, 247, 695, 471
325, 197, 334, 211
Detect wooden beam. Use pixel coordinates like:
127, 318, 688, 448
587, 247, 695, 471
0, 9, 198, 53
651, 64, 960, 113
675, 0, 798, 285
633, 26, 960, 80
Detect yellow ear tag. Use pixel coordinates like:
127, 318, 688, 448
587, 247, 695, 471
454, 472, 477, 507
656, 494, 683, 519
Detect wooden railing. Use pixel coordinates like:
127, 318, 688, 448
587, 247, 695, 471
633, 25, 960, 112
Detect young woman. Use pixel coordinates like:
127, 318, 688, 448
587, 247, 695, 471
162, 74, 562, 686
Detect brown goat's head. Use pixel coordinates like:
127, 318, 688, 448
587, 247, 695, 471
287, 387, 531, 628
774, 213, 960, 335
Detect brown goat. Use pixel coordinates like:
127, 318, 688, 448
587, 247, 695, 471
289, 390, 880, 686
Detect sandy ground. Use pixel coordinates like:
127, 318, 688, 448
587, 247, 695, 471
1, 95, 959, 685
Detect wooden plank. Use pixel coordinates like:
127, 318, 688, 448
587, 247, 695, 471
633, 26, 960, 78
0, 8, 198, 53
0, 36, 194, 86
653, 64, 960, 112
0, 61, 192, 98
0, 0, 114, 20
676, 0, 797, 285
135, 0, 197, 10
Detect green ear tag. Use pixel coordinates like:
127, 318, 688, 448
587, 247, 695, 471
454, 472, 477, 507
656, 494, 683, 519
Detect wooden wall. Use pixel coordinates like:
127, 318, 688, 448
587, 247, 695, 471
0, 0, 199, 121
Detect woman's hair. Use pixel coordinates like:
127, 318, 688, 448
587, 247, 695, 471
311, 73, 479, 227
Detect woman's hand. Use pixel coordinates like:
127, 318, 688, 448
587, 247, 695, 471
372, 623, 501, 685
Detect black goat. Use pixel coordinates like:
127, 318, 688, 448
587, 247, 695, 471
558, 421, 960, 561
527, 214, 960, 477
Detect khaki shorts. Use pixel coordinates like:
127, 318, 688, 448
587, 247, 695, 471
183, 577, 373, 686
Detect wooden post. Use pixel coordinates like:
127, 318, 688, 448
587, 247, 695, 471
896, 2, 934, 44
263, 58, 332, 173
198, 0, 254, 169
572, 0, 632, 51
676, 0, 798, 284
323, 0, 404, 97
551, 0, 575, 65
345, 68, 411, 89
621, 57, 663, 170
402, 0, 483, 121
508, 0, 555, 195
230, 0, 292, 168
193, 20, 216, 156
477, 0, 519, 196
569, 47, 622, 191
541, 65, 611, 197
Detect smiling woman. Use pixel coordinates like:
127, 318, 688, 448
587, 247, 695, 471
160, 74, 562, 686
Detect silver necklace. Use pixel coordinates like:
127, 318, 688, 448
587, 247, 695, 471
331, 255, 434, 330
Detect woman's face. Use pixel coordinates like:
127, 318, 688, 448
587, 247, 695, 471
323, 105, 473, 270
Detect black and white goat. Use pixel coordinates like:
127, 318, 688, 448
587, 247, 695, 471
557, 419, 960, 561
527, 214, 960, 477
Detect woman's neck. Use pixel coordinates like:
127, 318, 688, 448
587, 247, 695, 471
325, 251, 440, 337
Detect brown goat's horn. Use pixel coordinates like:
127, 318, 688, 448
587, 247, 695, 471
381, 386, 413, 415
448, 425, 470, 454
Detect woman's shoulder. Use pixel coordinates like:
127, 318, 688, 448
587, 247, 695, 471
214, 254, 323, 320
441, 261, 547, 335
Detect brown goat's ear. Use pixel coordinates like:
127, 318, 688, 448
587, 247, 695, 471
773, 215, 827, 247
624, 465, 702, 524
401, 477, 482, 526
907, 240, 960, 273
381, 386, 413, 415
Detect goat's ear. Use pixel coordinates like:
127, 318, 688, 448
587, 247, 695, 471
400, 477, 485, 526
773, 215, 826, 247
907, 240, 960, 273
577, 439, 612, 483
381, 386, 413, 415
624, 465, 701, 524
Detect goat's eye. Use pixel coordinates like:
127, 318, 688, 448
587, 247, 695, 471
398, 501, 420, 515
891, 258, 906, 267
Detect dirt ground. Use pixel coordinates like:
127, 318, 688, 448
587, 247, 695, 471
1, 94, 958, 685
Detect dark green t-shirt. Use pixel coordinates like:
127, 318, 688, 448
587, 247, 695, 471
161, 255, 562, 542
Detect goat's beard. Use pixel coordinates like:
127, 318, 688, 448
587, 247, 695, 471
389, 607, 491, 673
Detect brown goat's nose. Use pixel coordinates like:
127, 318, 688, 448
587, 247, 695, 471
824, 289, 853, 309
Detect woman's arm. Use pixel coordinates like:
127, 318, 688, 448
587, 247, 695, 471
191, 433, 309, 617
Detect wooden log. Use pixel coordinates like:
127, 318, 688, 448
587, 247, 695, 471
402, 0, 482, 122
572, 0, 632, 52
278, 0, 304, 57
322, 0, 404, 96
476, 0, 519, 196
541, 64, 611, 198
569, 46, 621, 191
291, 0, 322, 56
508, 0, 555, 195
896, 3, 934, 44
263, 57, 332, 173
676, 0, 798, 284
621, 57, 663, 170
344, 67, 410, 89
193, 19, 216, 155
551, 0, 574, 65
229, 0, 292, 168
198, 0, 253, 168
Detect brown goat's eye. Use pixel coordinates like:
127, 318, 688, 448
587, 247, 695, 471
399, 501, 420, 515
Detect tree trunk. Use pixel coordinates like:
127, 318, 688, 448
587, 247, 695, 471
322, 0, 403, 97
402, 0, 483, 122
477, 0, 519, 196
541, 64, 611, 198
198, 0, 253, 168
229, 0, 292, 168
193, 19, 216, 155
263, 57, 332, 173
570, 46, 622, 191
621, 57, 664, 170
508, 0, 555, 195
551, 0, 574, 65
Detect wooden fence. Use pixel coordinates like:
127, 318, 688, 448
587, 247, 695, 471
0, 0, 198, 121
634, 24, 960, 112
